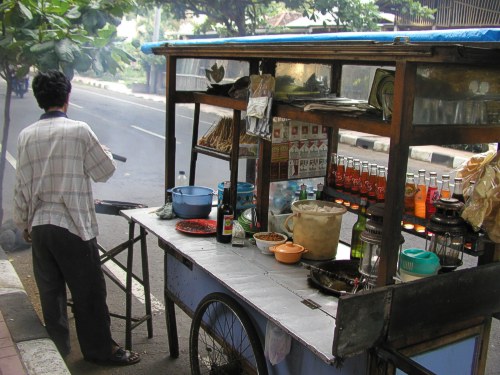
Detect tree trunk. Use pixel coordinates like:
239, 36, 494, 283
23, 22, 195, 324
0, 78, 13, 225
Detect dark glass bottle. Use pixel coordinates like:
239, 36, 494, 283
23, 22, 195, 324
216, 181, 234, 243
452, 177, 465, 203
350, 198, 367, 260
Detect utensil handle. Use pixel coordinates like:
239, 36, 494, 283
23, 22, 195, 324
283, 213, 295, 233
112, 153, 127, 162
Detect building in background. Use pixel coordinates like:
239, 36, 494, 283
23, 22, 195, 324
377, 0, 500, 30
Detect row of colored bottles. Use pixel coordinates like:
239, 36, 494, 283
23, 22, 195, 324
404, 170, 464, 231
328, 153, 387, 203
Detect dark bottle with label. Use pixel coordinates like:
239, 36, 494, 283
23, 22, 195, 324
452, 177, 465, 203
350, 198, 367, 260
216, 181, 234, 243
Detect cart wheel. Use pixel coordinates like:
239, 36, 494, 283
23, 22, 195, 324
190, 292, 268, 375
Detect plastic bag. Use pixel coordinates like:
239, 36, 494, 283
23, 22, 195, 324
264, 321, 291, 366
460, 151, 500, 242
246, 74, 275, 141
456, 150, 496, 199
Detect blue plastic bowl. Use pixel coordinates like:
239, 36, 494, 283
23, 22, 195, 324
217, 182, 255, 211
399, 248, 440, 275
172, 186, 214, 219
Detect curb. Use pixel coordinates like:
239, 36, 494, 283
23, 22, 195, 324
0, 247, 70, 375
339, 132, 472, 169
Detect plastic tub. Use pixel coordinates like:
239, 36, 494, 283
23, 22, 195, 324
172, 186, 215, 219
284, 200, 346, 260
217, 182, 255, 211
399, 248, 440, 275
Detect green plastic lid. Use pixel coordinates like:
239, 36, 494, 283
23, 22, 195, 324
399, 248, 440, 275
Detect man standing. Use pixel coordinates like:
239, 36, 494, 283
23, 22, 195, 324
13, 70, 140, 366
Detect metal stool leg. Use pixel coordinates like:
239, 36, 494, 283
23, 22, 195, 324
95, 215, 153, 351
125, 221, 134, 350
140, 226, 153, 338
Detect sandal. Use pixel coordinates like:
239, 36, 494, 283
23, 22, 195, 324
88, 347, 141, 366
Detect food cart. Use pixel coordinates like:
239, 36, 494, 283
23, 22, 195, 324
136, 28, 500, 374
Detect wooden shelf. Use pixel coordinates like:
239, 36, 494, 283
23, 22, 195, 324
194, 145, 231, 161
192, 92, 247, 110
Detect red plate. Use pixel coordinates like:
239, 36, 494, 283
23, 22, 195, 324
176, 219, 217, 235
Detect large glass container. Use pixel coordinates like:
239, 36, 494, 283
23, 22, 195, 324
359, 203, 403, 289
426, 198, 466, 272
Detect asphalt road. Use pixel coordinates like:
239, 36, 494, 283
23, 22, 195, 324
1, 81, 498, 374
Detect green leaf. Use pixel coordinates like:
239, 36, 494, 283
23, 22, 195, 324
30, 40, 56, 54
73, 53, 93, 72
112, 48, 135, 63
38, 52, 60, 71
98, 26, 116, 40
61, 62, 75, 80
70, 34, 93, 44
66, 6, 82, 19
19, 28, 38, 39
17, 3, 33, 20
55, 39, 78, 63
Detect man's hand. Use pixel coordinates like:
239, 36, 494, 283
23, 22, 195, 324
23, 229, 32, 243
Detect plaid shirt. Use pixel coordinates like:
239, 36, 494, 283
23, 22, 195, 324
14, 113, 116, 241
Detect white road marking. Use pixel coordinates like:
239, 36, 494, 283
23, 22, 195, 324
131, 125, 165, 140
131, 125, 181, 145
100, 254, 165, 313
70, 102, 83, 109
74, 88, 166, 113
6, 150, 16, 169
73, 87, 213, 123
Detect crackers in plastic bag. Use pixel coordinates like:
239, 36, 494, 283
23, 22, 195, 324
461, 151, 500, 242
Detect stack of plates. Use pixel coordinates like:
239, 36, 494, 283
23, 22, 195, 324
238, 208, 258, 234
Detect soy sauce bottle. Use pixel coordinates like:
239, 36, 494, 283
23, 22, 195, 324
217, 181, 234, 243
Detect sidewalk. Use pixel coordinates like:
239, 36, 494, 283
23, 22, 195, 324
0, 247, 70, 375
72, 75, 483, 169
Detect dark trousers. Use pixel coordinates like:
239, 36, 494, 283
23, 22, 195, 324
31, 224, 113, 360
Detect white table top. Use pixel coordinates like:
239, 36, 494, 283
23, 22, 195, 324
121, 207, 352, 363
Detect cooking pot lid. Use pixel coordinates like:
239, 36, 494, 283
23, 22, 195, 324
272, 241, 304, 254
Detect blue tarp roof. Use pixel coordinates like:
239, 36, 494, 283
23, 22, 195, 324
141, 28, 500, 55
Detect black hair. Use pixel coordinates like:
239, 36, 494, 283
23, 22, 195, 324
32, 70, 72, 111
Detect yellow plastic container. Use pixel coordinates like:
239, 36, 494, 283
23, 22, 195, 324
284, 200, 346, 260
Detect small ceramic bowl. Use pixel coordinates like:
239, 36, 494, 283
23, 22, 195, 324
253, 232, 287, 255
269, 241, 308, 264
